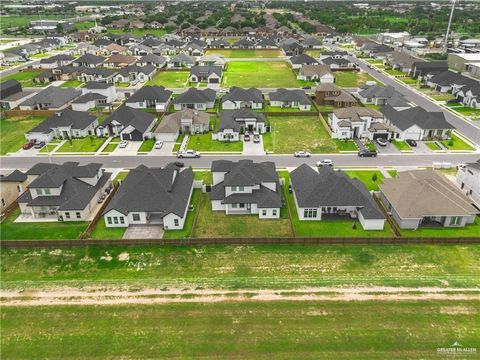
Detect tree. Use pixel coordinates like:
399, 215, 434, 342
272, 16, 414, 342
56, 23, 63, 33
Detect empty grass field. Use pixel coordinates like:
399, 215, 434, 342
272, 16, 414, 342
223, 61, 298, 88
2, 301, 479, 359
1, 69, 45, 87
0, 115, 48, 154
335, 71, 381, 88
205, 49, 281, 58
147, 70, 189, 87
186, 133, 243, 152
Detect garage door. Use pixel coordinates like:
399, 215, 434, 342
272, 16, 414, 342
210, 78, 219, 84
373, 133, 389, 140
404, 131, 422, 141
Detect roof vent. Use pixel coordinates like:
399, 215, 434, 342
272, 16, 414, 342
56, 112, 62, 117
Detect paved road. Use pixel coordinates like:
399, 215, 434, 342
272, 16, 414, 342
2, 153, 478, 170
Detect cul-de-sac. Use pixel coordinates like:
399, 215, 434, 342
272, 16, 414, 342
0, 1, 479, 358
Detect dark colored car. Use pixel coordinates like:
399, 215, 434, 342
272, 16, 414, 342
174, 161, 185, 168
406, 139, 417, 147
34, 141, 45, 149
358, 149, 378, 157
22, 140, 35, 150
302, 86, 311, 90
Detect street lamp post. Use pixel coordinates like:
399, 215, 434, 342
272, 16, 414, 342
444, 0, 459, 54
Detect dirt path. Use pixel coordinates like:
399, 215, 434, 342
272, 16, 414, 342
2, 286, 480, 306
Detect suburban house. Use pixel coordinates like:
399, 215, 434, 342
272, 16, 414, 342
18, 162, 112, 222
281, 40, 304, 56
269, 88, 312, 110
125, 85, 173, 111
104, 54, 137, 68
321, 57, 353, 69
211, 160, 283, 219
71, 93, 108, 112
189, 65, 223, 86
198, 55, 227, 68
77, 68, 117, 83
289, 53, 318, 69
39, 54, 74, 69
214, 109, 266, 142
356, 85, 410, 110
19, 87, 81, 111
297, 64, 334, 83
456, 159, 480, 207
103, 163, 194, 230
137, 54, 166, 68
290, 164, 385, 230
167, 53, 196, 68
380, 169, 478, 229
384, 51, 421, 73
302, 37, 322, 49
72, 53, 106, 68
320, 51, 348, 61
113, 64, 156, 84
82, 81, 116, 103
381, 105, 454, 141
410, 61, 448, 79
0, 80, 35, 110
96, 106, 156, 141
25, 110, 99, 143
328, 107, 388, 140
0, 170, 28, 213
209, 39, 230, 48
221, 87, 263, 110
174, 88, 216, 110
315, 83, 358, 108
129, 44, 153, 56
426, 71, 477, 93
154, 109, 210, 142
455, 84, 480, 109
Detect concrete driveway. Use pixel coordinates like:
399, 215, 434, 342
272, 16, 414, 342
243, 135, 264, 155
377, 141, 399, 154
122, 226, 164, 239
113, 141, 142, 155
150, 141, 175, 156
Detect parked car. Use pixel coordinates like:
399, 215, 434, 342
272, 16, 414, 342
22, 140, 35, 150
174, 161, 185, 168
154, 140, 163, 149
302, 86, 311, 90
119, 140, 129, 148
177, 150, 200, 158
244, 133, 250, 142
375, 138, 388, 147
34, 141, 46, 149
358, 149, 377, 157
294, 151, 311, 158
406, 139, 417, 147
316, 159, 334, 167
253, 131, 260, 143
456, 163, 466, 170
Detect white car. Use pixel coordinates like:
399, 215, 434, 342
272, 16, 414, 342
294, 151, 311, 158
119, 140, 129, 148
177, 150, 200, 158
316, 159, 334, 167
154, 140, 163, 149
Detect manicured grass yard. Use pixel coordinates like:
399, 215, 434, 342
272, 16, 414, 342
89, 218, 126, 240
102, 143, 118, 153
163, 189, 201, 239
60, 79, 83, 88
2, 301, 478, 359
447, 104, 480, 118
113, 171, 129, 185
402, 216, 480, 238
333, 139, 358, 151
392, 140, 412, 151
187, 133, 243, 152
1, 69, 45, 87
147, 70, 189, 87
440, 133, 475, 151
30, 53, 49, 58
384, 69, 405, 76
57, 137, 106, 153
1, 208, 87, 240
263, 116, 342, 153
344, 170, 385, 191
193, 193, 292, 238
425, 141, 443, 151
138, 138, 156, 153
0, 115, 48, 154
398, 77, 418, 85
335, 71, 380, 87
38, 141, 61, 153
223, 61, 299, 88
205, 49, 281, 58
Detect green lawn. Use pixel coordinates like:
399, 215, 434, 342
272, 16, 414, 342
60, 79, 83, 88
173, 133, 185, 152
1, 208, 87, 240
102, 143, 118, 153
204, 49, 281, 58
425, 141, 443, 151
344, 170, 385, 191
193, 193, 292, 238
0, 15, 67, 30
74, 21, 95, 30
447, 104, 480, 117
163, 189, 201, 239
392, 140, 412, 151
57, 137, 106, 153
0, 115, 48, 154
115, 82, 130, 88
89, 218, 126, 240
147, 70, 189, 87
402, 216, 480, 238
138, 138, 156, 153
30, 53, 49, 58
430, 93, 456, 102
440, 133, 475, 151
384, 69, 405, 76
106, 28, 168, 37
113, 171, 129, 185
263, 116, 341, 153
2, 301, 478, 359
333, 139, 358, 151
223, 61, 299, 88
398, 77, 419, 85
335, 71, 381, 87
38, 141, 61, 154
187, 133, 243, 152
305, 49, 322, 57
1, 69, 45, 87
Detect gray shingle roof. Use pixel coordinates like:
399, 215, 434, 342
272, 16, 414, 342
175, 88, 216, 104
100, 106, 156, 134
28, 109, 97, 134
190, 65, 223, 78
269, 88, 311, 105
104, 164, 194, 217
126, 85, 172, 103
0, 169, 27, 183
381, 105, 454, 131
290, 53, 318, 65
218, 109, 265, 132
222, 87, 263, 104
84, 81, 113, 90
72, 53, 105, 65
72, 93, 107, 104
20, 87, 81, 108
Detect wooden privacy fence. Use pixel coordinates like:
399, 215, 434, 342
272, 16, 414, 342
4, 109, 56, 117
1, 236, 479, 248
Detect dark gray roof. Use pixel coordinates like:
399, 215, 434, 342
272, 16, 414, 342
20, 87, 81, 108
175, 88, 216, 104
84, 81, 113, 90
429, 71, 479, 88
72, 53, 105, 65
190, 65, 223, 78
290, 164, 384, 220
218, 109, 265, 132
171, 53, 196, 64
322, 57, 349, 66
138, 54, 166, 64
221, 87, 263, 104
209, 39, 230, 47
358, 85, 409, 107
100, 106, 156, 134
381, 105, 454, 131
126, 85, 172, 103
18, 162, 110, 211
290, 53, 318, 65
72, 93, 107, 104
117, 64, 156, 77
0, 169, 27, 183
81, 67, 117, 77
466, 159, 480, 171
28, 109, 97, 134
269, 88, 311, 105
40, 54, 74, 64
104, 164, 194, 217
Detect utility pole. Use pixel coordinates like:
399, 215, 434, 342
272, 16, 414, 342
444, 0, 458, 54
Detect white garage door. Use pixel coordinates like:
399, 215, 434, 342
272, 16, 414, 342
404, 131, 422, 141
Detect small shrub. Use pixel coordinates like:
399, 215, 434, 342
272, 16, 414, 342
372, 173, 378, 183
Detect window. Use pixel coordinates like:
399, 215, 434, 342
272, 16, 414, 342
231, 186, 237, 191
239, 203, 245, 208
76, 212, 81, 219
449, 216, 462, 226
107, 217, 112, 225
36, 189, 43, 195
113, 217, 119, 224
119, 217, 125, 224
44, 188, 51, 195
174, 218, 179, 227
132, 213, 140, 221
303, 209, 318, 218
231, 204, 238, 209
272, 209, 277, 216
17, 185, 21, 193
1, 198, 5, 207
65, 212, 70, 219
262, 210, 267, 216
238, 186, 244, 191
